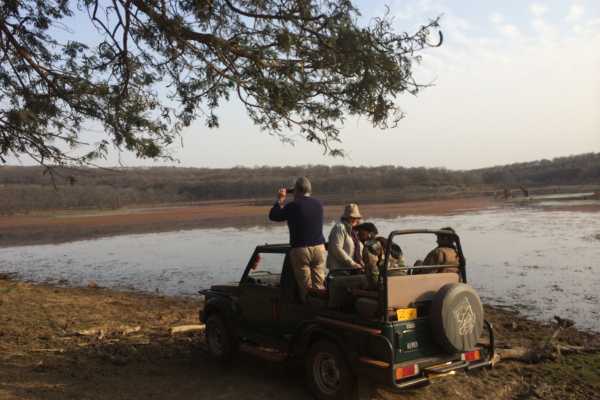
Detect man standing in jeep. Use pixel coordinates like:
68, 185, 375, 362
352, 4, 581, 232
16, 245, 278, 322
269, 177, 326, 302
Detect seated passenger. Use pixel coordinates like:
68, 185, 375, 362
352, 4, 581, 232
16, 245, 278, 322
355, 223, 379, 288
362, 236, 405, 290
355, 222, 378, 243
415, 227, 460, 274
326, 204, 364, 271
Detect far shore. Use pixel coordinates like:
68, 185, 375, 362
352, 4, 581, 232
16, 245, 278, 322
2, 195, 599, 248
0, 197, 499, 248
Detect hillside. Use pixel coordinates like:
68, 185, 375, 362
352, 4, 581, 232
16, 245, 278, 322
1, 153, 599, 213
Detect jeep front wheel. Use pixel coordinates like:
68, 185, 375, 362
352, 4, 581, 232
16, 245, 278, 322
206, 313, 237, 362
306, 340, 355, 400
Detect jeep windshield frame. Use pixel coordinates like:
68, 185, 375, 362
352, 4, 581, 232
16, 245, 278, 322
381, 230, 466, 323
239, 243, 290, 284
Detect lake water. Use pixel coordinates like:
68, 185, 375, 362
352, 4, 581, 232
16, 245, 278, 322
1, 207, 600, 331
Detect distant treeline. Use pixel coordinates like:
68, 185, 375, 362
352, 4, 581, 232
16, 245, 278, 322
1, 153, 599, 213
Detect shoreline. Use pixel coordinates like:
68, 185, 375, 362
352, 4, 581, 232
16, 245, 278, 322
0, 197, 499, 248
1, 277, 599, 400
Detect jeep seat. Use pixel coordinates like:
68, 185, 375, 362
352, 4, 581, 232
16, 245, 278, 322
306, 288, 329, 308
279, 255, 301, 303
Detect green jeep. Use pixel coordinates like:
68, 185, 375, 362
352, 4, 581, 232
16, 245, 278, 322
199, 229, 496, 399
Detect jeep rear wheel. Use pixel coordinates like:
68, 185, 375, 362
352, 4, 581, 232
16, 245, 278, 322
306, 340, 356, 400
206, 314, 237, 362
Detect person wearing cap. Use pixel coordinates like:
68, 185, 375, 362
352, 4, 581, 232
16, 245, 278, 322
269, 177, 326, 302
415, 227, 460, 274
354, 222, 378, 245
326, 203, 364, 271
355, 222, 381, 288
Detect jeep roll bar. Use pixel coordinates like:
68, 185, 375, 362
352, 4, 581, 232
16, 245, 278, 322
381, 230, 467, 323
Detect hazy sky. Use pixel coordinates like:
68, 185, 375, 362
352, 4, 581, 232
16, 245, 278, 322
9, 0, 600, 169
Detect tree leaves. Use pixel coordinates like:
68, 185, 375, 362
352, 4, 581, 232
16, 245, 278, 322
0, 0, 441, 171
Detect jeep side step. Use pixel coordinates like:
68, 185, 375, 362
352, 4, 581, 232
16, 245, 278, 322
239, 343, 288, 362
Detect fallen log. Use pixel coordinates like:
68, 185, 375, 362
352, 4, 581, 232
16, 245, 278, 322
119, 325, 141, 335
170, 324, 205, 335
74, 325, 141, 339
555, 344, 600, 356
496, 315, 599, 363
497, 346, 538, 362
75, 327, 105, 338
31, 348, 65, 353
497, 344, 600, 363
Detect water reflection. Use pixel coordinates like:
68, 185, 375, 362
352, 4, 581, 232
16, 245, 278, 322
1, 209, 599, 331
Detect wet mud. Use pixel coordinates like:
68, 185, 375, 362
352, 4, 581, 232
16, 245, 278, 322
1, 278, 600, 400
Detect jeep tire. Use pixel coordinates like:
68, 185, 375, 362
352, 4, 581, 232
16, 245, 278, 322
306, 340, 356, 400
431, 283, 484, 353
206, 313, 238, 362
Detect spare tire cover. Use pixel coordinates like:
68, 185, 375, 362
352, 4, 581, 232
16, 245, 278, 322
431, 283, 484, 353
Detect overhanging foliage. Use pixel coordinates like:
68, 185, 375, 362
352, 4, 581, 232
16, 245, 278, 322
0, 0, 441, 167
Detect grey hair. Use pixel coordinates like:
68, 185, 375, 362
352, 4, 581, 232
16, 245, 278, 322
294, 176, 312, 195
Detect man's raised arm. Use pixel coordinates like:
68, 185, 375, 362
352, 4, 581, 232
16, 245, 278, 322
269, 188, 288, 221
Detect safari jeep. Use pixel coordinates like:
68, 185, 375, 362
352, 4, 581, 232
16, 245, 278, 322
199, 230, 496, 399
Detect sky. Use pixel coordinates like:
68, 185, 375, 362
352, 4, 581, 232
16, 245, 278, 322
8, 0, 600, 170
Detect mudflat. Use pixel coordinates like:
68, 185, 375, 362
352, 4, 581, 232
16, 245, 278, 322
0, 197, 496, 247
1, 277, 599, 400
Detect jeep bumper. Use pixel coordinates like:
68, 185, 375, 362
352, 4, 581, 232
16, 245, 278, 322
391, 356, 494, 390
357, 320, 496, 391
390, 320, 496, 390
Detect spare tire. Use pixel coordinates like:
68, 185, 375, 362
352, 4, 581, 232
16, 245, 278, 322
430, 283, 484, 353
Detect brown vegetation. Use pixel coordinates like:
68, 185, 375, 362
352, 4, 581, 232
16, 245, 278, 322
1, 277, 599, 400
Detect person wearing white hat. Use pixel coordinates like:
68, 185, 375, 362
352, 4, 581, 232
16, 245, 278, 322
326, 203, 364, 271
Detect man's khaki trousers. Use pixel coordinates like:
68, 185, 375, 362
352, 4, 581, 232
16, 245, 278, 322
289, 244, 326, 302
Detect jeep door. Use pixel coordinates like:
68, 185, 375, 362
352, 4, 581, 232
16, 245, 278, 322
238, 252, 284, 337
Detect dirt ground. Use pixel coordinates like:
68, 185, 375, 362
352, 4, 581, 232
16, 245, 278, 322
0, 197, 498, 247
1, 277, 599, 400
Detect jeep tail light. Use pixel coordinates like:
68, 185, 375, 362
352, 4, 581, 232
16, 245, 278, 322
462, 349, 481, 362
395, 364, 419, 380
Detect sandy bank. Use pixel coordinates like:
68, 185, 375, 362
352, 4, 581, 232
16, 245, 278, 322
0, 197, 497, 247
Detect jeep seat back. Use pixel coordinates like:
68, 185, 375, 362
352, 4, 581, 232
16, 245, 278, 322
279, 255, 301, 303
387, 272, 459, 309
355, 296, 379, 319
328, 274, 368, 309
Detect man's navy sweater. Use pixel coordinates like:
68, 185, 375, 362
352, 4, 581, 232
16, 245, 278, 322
268, 196, 325, 248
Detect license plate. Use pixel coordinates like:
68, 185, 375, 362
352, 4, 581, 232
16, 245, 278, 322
396, 308, 417, 321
